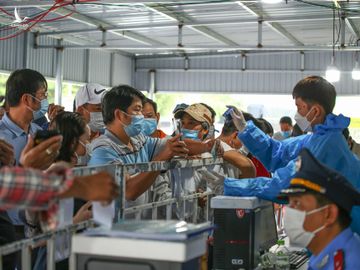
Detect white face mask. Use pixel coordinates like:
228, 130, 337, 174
284, 205, 328, 248
294, 107, 315, 132
76, 141, 92, 166
88, 112, 105, 132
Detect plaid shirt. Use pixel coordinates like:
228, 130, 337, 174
0, 166, 74, 210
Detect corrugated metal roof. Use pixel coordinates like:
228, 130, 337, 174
1, 0, 359, 56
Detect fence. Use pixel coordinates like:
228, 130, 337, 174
0, 157, 224, 270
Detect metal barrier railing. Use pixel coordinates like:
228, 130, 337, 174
0, 157, 225, 270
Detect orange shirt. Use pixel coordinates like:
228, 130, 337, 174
154, 129, 167, 139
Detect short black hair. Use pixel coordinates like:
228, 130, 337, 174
143, 98, 158, 113
102, 85, 145, 125
200, 103, 216, 122
291, 123, 304, 137
258, 118, 274, 136
50, 112, 86, 163
6, 69, 47, 107
280, 116, 292, 126
312, 192, 351, 229
292, 76, 336, 115
221, 120, 237, 136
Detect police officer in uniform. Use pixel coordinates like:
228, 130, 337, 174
279, 148, 360, 270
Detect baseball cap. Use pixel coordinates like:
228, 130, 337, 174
172, 103, 189, 114
174, 103, 212, 127
75, 83, 107, 108
278, 148, 360, 212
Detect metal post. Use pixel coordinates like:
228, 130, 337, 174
109, 52, 114, 87
151, 205, 158, 220
341, 13, 346, 48
135, 211, 141, 220
192, 197, 198, 224
166, 203, 172, 220
46, 236, 56, 270
101, 28, 107, 47
21, 246, 31, 270
55, 39, 64, 105
0, 254, 3, 270
257, 19, 263, 48
115, 165, 124, 222
178, 23, 183, 47
184, 56, 189, 70
69, 253, 76, 270
300, 51, 305, 71
241, 53, 246, 71
149, 70, 156, 100
85, 49, 90, 83
23, 32, 29, 68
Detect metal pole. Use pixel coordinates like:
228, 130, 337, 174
300, 51, 305, 71
21, 246, 31, 270
85, 49, 90, 83
109, 52, 114, 87
184, 56, 189, 70
46, 236, 56, 270
23, 32, 29, 68
241, 53, 246, 71
258, 20, 263, 48
149, 70, 156, 100
101, 29, 107, 47
178, 23, 183, 47
151, 205, 158, 220
55, 39, 64, 105
341, 13, 346, 48
35, 44, 360, 51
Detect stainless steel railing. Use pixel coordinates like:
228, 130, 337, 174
0, 157, 225, 270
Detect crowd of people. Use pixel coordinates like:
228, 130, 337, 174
0, 68, 359, 270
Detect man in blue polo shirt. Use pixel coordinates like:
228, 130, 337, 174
88, 85, 189, 206
0, 69, 62, 226
0, 69, 61, 168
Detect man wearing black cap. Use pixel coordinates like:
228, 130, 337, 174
279, 149, 360, 270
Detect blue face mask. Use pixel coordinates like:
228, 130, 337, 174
121, 112, 144, 137
28, 94, 49, 120
181, 128, 200, 141
142, 118, 158, 136
282, 131, 291, 139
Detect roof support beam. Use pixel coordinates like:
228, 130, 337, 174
34, 14, 360, 37
0, 11, 134, 57
0, 0, 207, 8
237, 1, 304, 46
146, 4, 239, 46
50, 7, 165, 46
35, 44, 360, 52
333, 0, 360, 40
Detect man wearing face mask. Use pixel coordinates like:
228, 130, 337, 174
223, 75, 360, 235
142, 98, 167, 138
74, 83, 107, 140
0, 69, 63, 263
88, 85, 190, 208
278, 149, 360, 270
273, 116, 293, 141
0, 69, 55, 165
